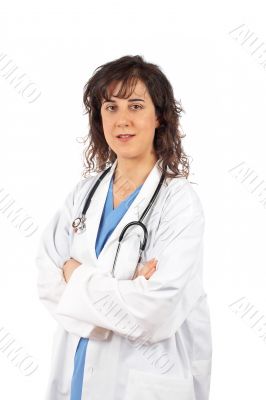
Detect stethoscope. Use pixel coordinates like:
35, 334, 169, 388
72, 165, 166, 278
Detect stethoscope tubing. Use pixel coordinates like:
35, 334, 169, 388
72, 164, 165, 277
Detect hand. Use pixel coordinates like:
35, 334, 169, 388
63, 258, 82, 283
133, 258, 158, 280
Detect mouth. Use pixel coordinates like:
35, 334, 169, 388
116, 134, 136, 142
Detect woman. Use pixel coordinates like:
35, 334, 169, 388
36, 55, 212, 400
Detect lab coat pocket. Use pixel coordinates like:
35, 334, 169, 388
124, 369, 196, 400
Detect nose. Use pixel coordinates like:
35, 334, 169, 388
115, 108, 132, 127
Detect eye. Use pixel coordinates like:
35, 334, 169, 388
105, 105, 116, 111
131, 104, 143, 110
105, 104, 143, 112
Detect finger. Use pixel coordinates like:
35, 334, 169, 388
146, 260, 157, 271
145, 266, 157, 276
144, 259, 157, 270
144, 267, 156, 279
137, 260, 157, 277
134, 264, 145, 278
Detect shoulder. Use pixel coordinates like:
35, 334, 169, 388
74, 175, 97, 195
63, 175, 98, 211
65, 166, 113, 209
162, 176, 205, 219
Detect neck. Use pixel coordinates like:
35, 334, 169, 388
113, 154, 158, 189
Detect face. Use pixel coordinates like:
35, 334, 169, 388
100, 79, 160, 162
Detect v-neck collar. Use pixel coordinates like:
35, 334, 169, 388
109, 174, 143, 211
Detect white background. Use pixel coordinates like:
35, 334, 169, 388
0, 0, 266, 398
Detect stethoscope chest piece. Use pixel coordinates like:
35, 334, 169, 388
72, 215, 86, 234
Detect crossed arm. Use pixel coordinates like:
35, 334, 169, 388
62, 257, 157, 283
36, 179, 205, 344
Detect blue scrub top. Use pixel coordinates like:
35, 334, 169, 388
70, 174, 143, 400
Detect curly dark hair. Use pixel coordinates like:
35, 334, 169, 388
80, 54, 191, 180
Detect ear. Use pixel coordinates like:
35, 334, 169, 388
155, 116, 160, 128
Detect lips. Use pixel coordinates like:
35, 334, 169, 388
116, 134, 136, 143
116, 134, 135, 138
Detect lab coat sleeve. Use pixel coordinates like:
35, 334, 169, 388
55, 180, 206, 344
35, 180, 112, 341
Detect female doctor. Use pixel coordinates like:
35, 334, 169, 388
36, 54, 212, 400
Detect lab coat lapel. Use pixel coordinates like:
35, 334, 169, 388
83, 159, 118, 266
70, 161, 118, 269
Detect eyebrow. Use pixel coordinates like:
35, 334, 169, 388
103, 98, 145, 104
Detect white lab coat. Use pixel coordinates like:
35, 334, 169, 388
35, 158, 212, 400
